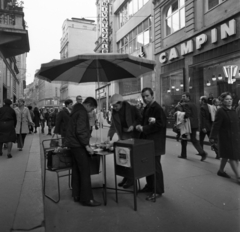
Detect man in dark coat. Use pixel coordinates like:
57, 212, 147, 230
65, 97, 101, 207
178, 92, 208, 161
107, 94, 142, 188
0, 99, 17, 158
136, 88, 167, 201
54, 99, 73, 138
199, 96, 219, 159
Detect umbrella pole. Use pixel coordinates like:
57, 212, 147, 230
96, 60, 103, 143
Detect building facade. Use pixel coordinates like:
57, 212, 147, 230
60, 18, 97, 104
95, 0, 154, 108
0, 0, 29, 106
153, 0, 240, 117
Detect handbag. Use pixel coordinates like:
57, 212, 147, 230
47, 147, 72, 170
50, 134, 59, 147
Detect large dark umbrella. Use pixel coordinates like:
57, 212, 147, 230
37, 53, 156, 83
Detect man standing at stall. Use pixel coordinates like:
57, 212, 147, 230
106, 94, 142, 189
136, 87, 166, 201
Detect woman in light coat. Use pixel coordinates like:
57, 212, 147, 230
15, 99, 34, 151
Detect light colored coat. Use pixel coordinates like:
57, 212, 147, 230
15, 107, 33, 134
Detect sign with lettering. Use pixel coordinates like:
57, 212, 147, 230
101, 0, 109, 53
159, 19, 236, 64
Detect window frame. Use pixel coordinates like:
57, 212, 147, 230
165, 0, 185, 37
205, 0, 226, 12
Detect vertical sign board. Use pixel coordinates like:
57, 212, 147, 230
101, 0, 109, 53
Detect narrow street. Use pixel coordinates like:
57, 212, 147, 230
40, 127, 240, 232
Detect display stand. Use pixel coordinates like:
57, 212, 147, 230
113, 139, 156, 211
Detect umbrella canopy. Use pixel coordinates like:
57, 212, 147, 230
37, 53, 156, 83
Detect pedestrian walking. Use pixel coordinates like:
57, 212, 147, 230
33, 107, 40, 133
27, 106, 35, 134
136, 87, 167, 201
0, 99, 17, 158
106, 94, 142, 189
177, 92, 208, 161
39, 108, 46, 133
65, 97, 101, 207
15, 99, 34, 151
210, 92, 240, 183
45, 108, 56, 135
236, 100, 240, 128
199, 96, 219, 159
54, 99, 73, 139
76, 95, 83, 104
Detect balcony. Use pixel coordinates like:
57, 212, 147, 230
0, 8, 30, 58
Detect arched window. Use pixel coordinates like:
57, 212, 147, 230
166, 0, 185, 36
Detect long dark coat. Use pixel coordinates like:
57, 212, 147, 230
108, 101, 142, 140
182, 101, 199, 129
0, 105, 17, 143
210, 107, 240, 160
199, 104, 212, 131
141, 101, 167, 156
65, 104, 90, 148
33, 108, 40, 127
54, 108, 71, 137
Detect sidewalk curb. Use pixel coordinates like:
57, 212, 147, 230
12, 134, 45, 232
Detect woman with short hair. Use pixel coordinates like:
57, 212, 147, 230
210, 92, 240, 183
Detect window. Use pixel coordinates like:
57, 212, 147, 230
206, 0, 226, 11
165, 0, 185, 36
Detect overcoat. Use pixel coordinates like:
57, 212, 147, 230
54, 108, 71, 137
15, 107, 33, 134
181, 101, 199, 129
108, 101, 142, 140
0, 105, 17, 143
199, 104, 212, 131
33, 109, 40, 127
141, 101, 167, 156
65, 104, 90, 148
210, 107, 240, 160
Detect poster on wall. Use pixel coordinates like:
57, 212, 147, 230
115, 146, 131, 168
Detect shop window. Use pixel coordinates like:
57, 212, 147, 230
161, 70, 184, 119
165, 0, 185, 36
206, 0, 226, 11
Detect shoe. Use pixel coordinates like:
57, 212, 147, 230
178, 156, 187, 159
200, 152, 208, 161
118, 177, 127, 187
217, 171, 231, 178
34, 131, 37, 133
73, 196, 80, 202
146, 193, 162, 201
138, 185, 153, 193
0, 153, 2, 156
81, 199, 101, 207
7, 154, 12, 159
123, 181, 134, 189
19, 148, 22, 151
47, 133, 52, 136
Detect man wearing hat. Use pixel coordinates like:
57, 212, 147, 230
106, 93, 142, 188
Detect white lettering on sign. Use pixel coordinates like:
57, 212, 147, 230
158, 19, 237, 64
211, 28, 217, 43
169, 47, 178, 61
221, 19, 236, 39
101, 0, 109, 53
159, 52, 167, 63
180, 40, 193, 56
196, 34, 207, 50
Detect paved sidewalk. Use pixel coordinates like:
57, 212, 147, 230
0, 132, 44, 232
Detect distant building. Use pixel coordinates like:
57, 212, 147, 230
60, 17, 97, 104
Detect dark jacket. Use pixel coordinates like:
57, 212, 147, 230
199, 104, 212, 131
33, 109, 40, 127
0, 105, 17, 143
54, 108, 71, 137
210, 107, 240, 160
65, 104, 90, 148
182, 101, 199, 129
140, 101, 167, 156
108, 101, 142, 140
